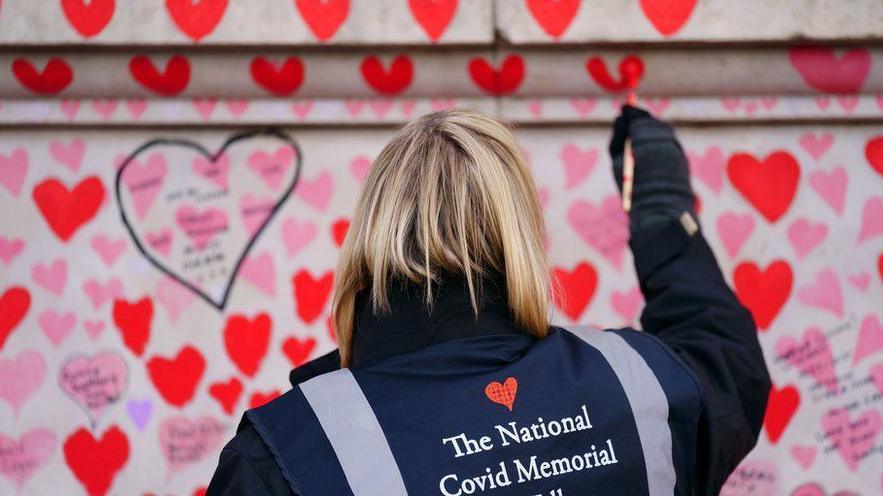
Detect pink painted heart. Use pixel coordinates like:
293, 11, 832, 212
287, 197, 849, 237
350, 156, 372, 183
791, 483, 825, 496
721, 97, 741, 113
797, 268, 843, 318
719, 459, 779, 496
0, 237, 25, 265
853, 314, 883, 364
567, 195, 629, 270
248, 147, 295, 190
790, 444, 816, 470
175, 205, 229, 251
91, 234, 126, 267
49, 138, 85, 172
821, 407, 882, 471
798, 132, 833, 161
561, 144, 598, 189
0, 429, 56, 489
31, 259, 67, 295
789, 46, 871, 94
527, 100, 543, 118
787, 218, 827, 259
59, 352, 128, 424
610, 288, 643, 323
431, 98, 456, 111
344, 99, 364, 116
847, 272, 870, 291
122, 152, 167, 220
193, 97, 218, 119
0, 147, 28, 196
192, 154, 230, 190
809, 167, 847, 215
281, 217, 317, 256
837, 95, 859, 112
776, 326, 838, 393
871, 364, 883, 396
641, 97, 670, 115
225, 99, 249, 117
240, 251, 276, 296
60, 99, 80, 119
84, 319, 106, 340
159, 416, 226, 473
401, 99, 417, 117
569, 97, 597, 117
126, 98, 147, 118
368, 99, 394, 118
155, 277, 196, 322
239, 194, 275, 236
92, 98, 117, 119
687, 146, 725, 194
82, 277, 123, 310
38, 310, 76, 347
858, 196, 883, 244
291, 100, 313, 118
716, 212, 755, 258
145, 228, 173, 257
295, 171, 333, 212
0, 350, 46, 415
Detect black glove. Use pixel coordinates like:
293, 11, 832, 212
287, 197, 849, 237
608, 104, 697, 238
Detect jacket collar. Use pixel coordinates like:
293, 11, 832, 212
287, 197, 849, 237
349, 270, 523, 367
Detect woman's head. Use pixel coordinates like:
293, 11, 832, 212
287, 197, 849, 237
332, 109, 552, 367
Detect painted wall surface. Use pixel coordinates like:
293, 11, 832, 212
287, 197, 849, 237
1, 1, 882, 495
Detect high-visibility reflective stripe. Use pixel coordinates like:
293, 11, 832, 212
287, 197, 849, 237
564, 325, 676, 496
300, 369, 408, 496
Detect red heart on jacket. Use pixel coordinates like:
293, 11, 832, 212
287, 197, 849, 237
866, 136, 883, 177
12, 58, 73, 95
32, 177, 104, 242
165, 0, 228, 41
526, 0, 580, 38
0, 286, 30, 350
763, 383, 800, 444
147, 345, 205, 407
551, 262, 597, 321
282, 336, 317, 367
63, 425, 129, 496
223, 313, 272, 377
585, 55, 644, 92
361, 55, 414, 95
468, 55, 525, 96
61, 0, 115, 37
733, 260, 792, 331
727, 150, 800, 223
112, 297, 153, 356
209, 377, 243, 415
129, 55, 190, 96
292, 270, 334, 324
639, 0, 696, 36
408, 0, 457, 41
485, 377, 518, 411
250, 57, 305, 96
295, 0, 349, 41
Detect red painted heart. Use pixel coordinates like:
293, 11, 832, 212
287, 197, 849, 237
0, 286, 30, 350
292, 270, 334, 324
361, 55, 414, 96
865, 135, 883, 177
61, 0, 115, 38
224, 313, 272, 377
250, 57, 305, 96
585, 55, 644, 92
408, 0, 457, 41
208, 377, 243, 415
468, 55, 525, 96
165, 0, 228, 41
249, 390, 281, 408
526, 0, 580, 38
733, 260, 793, 331
551, 262, 597, 321
727, 150, 800, 223
485, 377, 518, 411
147, 345, 205, 408
331, 218, 349, 247
63, 425, 129, 496
639, 0, 697, 36
763, 383, 800, 444
12, 58, 73, 95
32, 176, 104, 242
112, 297, 153, 357
129, 55, 190, 96
295, 0, 349, 41
282, 336, 317, 367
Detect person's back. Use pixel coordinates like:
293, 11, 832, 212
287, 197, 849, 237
208, 107, 771, 495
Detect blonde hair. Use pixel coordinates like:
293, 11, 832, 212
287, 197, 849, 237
332, 109, 551, 367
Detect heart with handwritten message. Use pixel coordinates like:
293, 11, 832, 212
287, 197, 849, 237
59, 352, 128, 425
116, 130, 302, 309
158, 416, 226, 474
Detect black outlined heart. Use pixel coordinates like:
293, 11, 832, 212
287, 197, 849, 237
115, 128, 302, 310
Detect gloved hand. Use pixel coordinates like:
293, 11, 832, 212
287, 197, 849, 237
608, 104, 697, 238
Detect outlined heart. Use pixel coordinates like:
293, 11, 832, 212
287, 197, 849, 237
485, 377, 518, 411
116, 129, 302, 309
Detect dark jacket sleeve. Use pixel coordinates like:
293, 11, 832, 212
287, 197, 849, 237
206, 420, 296, 496
628, 130, 772, 494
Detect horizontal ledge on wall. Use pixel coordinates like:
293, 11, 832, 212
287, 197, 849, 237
1, 95, 880, 128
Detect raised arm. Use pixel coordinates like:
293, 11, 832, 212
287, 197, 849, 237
609, 105, 772, 495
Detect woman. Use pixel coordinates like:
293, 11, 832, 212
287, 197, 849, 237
207, 106, 771, 495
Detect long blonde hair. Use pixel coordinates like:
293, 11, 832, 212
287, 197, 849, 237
332, 109, 552, 367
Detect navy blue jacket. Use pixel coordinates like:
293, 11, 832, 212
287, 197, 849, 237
206, 211, 771, 495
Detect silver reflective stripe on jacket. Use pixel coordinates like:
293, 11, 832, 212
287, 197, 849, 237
564, 325, 677, 496
300, 369, 409, 496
